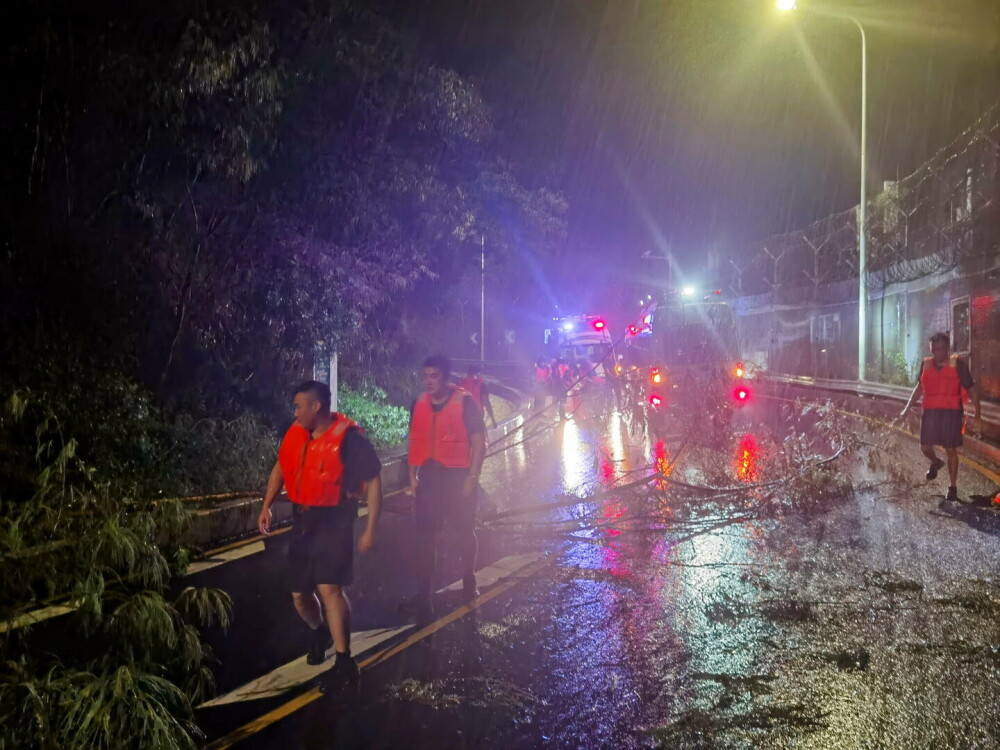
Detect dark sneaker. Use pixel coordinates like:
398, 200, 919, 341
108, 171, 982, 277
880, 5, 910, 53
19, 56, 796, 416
926, 459, 945, 481
321, 654, 361, 694
462, 576, 480, 602
946, 486, 959, 503
306, 626, 332, 666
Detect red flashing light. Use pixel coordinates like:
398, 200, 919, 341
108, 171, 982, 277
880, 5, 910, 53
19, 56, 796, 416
627, 324, 638, 336
733, 386, 750, 402
592, 319, 606, 331
649, 394, 663, 407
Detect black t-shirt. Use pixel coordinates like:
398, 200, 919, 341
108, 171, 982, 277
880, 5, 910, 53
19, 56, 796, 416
917, 357, 975, 391
339, 421, 383, 488
408, 391, 487, 438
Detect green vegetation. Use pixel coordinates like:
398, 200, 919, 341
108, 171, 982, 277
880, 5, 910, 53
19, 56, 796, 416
0, 392, 231, 749
1, 0, 561, 487
339, 385, 410, 451
884, 350, 914, 387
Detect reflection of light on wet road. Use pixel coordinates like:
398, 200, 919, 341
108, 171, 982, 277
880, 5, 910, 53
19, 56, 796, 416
560, 419, 592, 492
609, 412, 626, 465
509, 415, 527, 473
735, 433, 759, 482
599, 412, 630, 485
676, 527, 759, 677
483, 415, 527, 495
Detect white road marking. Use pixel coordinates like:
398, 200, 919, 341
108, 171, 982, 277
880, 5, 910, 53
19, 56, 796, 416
197, 551, 544, 708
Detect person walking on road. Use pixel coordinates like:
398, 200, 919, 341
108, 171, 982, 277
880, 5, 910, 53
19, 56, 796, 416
533, 358, 552, 412
258, 381, 383, 690
901, 332, 982, 502
459, 363, 498, 429
406, 354, 486, 620
550, 358, 571, 420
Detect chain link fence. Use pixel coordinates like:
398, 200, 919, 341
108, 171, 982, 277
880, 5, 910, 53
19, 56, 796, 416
727, 105, 1000, 399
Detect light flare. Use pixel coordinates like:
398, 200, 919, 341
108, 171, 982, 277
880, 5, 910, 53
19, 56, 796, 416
735, 433, 760, 482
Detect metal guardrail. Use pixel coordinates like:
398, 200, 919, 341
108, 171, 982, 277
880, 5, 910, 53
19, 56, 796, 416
763, 373, 1000, 427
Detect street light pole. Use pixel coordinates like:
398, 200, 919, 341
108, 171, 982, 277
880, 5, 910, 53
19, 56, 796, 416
854, 16, 868, 382
777, 1, 869, 381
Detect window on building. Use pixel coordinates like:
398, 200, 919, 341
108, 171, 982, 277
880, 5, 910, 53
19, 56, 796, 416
811, 312, 840, 345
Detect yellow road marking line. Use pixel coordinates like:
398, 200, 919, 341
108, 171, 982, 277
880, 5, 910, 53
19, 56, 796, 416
198, 553, 542, 708
201, 554, 552, 750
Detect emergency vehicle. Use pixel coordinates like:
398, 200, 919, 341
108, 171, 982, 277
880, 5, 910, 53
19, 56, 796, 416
548, 314, 614, 378
622, 289, 749, 438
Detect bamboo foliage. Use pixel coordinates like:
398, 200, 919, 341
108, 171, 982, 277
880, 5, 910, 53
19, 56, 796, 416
0, 391, 231, 749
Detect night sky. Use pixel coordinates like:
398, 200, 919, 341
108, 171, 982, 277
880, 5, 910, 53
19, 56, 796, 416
395, 0, 1000, 304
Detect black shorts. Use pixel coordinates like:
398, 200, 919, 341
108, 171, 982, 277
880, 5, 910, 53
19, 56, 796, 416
288, 504, 355, 592
920, 408, 964, 449
415, 463, 478, 535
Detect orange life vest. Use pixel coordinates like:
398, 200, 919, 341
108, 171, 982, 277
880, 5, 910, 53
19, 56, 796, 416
278, 415, 358, 506
458, 376, 484, 408
408, 386, 471, 468
920, 355, 963, 411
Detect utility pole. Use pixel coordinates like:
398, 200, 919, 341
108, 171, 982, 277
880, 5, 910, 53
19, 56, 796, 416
330, 349, 338, 412
480, 235, 486, 362
312, 348, 338, 410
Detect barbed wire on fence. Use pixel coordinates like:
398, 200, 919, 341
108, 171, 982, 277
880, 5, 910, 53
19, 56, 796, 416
726, 104, 1000, 297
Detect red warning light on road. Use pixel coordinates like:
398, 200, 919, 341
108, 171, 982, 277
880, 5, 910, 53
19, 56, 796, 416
733, 386, 750, 402
592, 319, 606, 331
627, 324, 638, 336
649, 394, 663, 407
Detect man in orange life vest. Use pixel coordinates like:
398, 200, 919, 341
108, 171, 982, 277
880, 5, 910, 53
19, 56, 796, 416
257, 381, 383, 689
901, 332, 982, 502
458, 363, 498, 429
406, 354, 486, 618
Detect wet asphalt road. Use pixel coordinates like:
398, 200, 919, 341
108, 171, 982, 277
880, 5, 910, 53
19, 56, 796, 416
194, 388, 1000, 749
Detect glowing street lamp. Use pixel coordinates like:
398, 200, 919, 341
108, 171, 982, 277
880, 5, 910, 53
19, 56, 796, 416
775, 0, 868, 381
